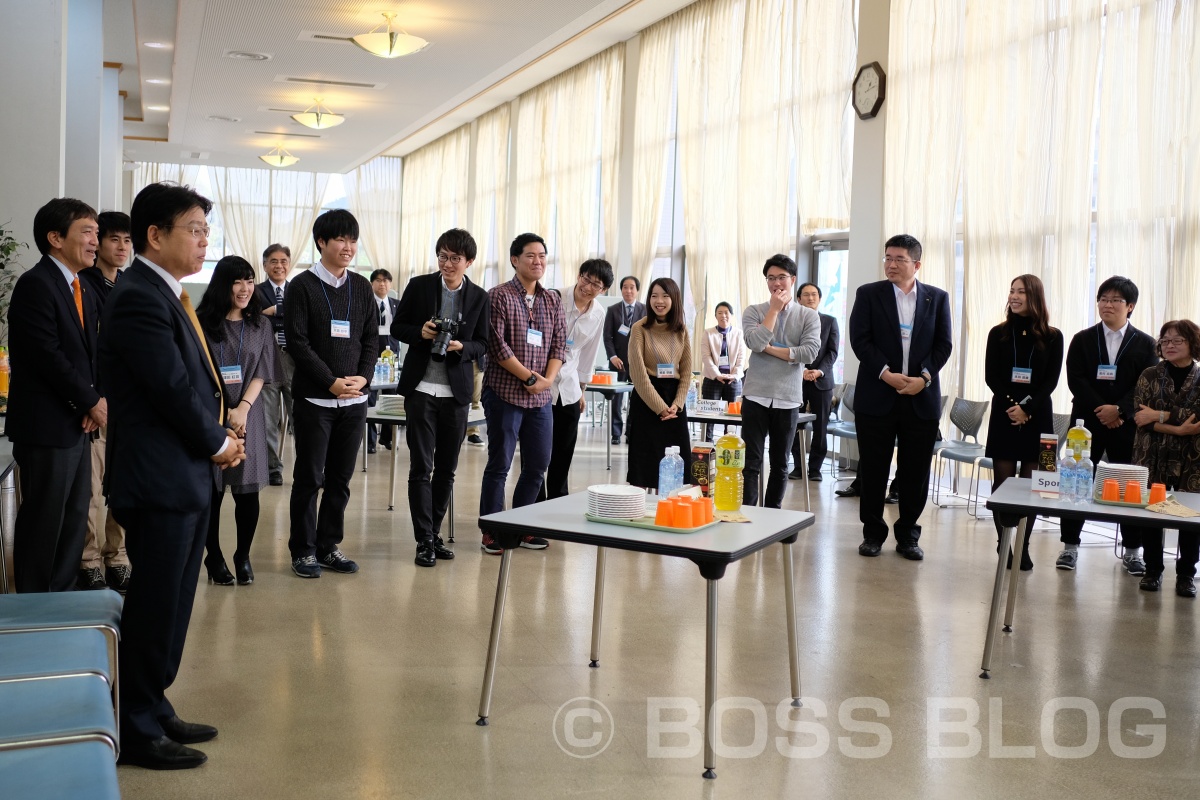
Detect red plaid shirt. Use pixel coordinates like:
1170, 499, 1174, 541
483, 277, 567, 407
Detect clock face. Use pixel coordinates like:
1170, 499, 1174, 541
853, 62, 886, 120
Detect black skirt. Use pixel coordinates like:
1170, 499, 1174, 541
627, 376, 693, 489
984, 396, 1055, 462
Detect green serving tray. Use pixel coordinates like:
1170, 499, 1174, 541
584, 513, 721, 534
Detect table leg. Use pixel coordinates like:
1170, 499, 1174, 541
388, 423, 398, 511
606, 407, 613, 472
449, 487, 455, 543
703, 578, 718, 779
798, 432, 810, 512
1003, 517, 1031, 632
980, 523, 1016, 678
589, 547, 607, 667
477, 548, 515, 725
782, 542, 802, 706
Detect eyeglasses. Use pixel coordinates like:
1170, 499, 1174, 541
1159, 337, 1187, 347
1097, 297, 1127, 306
882, 257, 914, 265
765, 274, 792, 283
166, 225, 211, 239
579, 276, 606, 291
436, 253, 467, 266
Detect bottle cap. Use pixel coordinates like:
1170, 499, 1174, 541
1076, 419, 1084, 426
1081, 450, 1090, 458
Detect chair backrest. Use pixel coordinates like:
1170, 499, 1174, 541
948, 398, 990, 442
1053, 413, 1070, 447
842, 384, 855, 415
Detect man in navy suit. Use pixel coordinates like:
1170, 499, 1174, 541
100, 182, 245, 769
849, 234, 953, 561
367, 267, 402, 452
7, 198, 104, 593
790, 282, 839, 481
602, 275, 646, 444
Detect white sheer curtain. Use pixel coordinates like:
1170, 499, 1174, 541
961, 0, 1102, 409
131, 162, 201, 197
1096, 0, 1200, 326
344, 157, 401, 285
269, 171, 329, 268
470, 105, 510, 287
209, 167, 330, 274
630, 21, 675, 290
885, 0, 964, 394
400, 126, 470, 287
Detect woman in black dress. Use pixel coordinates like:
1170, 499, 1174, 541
984, 274, 1063, 570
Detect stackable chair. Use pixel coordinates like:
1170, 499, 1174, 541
931, 398, 990, 507
826, 383, 856, 479
0, 740, 119, 800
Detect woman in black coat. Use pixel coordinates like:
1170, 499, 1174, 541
984, 274, 1064, 570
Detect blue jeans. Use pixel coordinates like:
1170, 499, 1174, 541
480, 387, 553, 520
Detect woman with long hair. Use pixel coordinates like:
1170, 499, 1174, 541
983, 274, 1063, 570
196, 255, 280, 585
699, 301, 746, 441
626, 278, 693, 489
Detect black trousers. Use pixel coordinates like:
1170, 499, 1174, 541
1140, 529, 1200, 579
289, 400, 367, 558
405, 392, 469, 544
13, 438, 91, 592
793, 383, 832, 473
114, 504, 209, 744
742, 400, 798, 509
856, 396, 939, 546
367, 388, 396, 448
1059, 422, 1139, 547
543, 396, 584, 500
701, 377, 741, 441
610, 368, 629, 439
205, 488, 260, 564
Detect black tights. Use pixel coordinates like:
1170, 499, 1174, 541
993, 459, 1036, 567
206, 489, 261, 565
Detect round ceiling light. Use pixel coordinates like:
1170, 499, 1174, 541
224, 50, 272, 61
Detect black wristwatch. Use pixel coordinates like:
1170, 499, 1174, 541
524, 374, 538, 387
923, 375, 932, 389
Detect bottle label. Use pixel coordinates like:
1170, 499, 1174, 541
716, 446, 745, 469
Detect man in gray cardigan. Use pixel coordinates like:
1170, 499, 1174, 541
741, 254, 821, 507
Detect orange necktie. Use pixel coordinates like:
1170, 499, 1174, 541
179, 288, 225, 424
71, 277, 84, 327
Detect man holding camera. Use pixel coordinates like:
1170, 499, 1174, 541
393, 229, 489, 568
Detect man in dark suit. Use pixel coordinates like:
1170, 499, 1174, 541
367, 267, 401, 453
602, 275, 646, 445
1056, 276, 1158, 573
100, 182, 244, 769
790, 282, 839, 482
850, 234, 953, 561
8, 198, 104, 593
393, 229, 489, 568
255, 243, 292, 485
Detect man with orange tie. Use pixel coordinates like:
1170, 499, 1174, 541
8, 198, 105, 593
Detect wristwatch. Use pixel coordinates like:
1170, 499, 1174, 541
524, 374, 538, 387
923, 375, 932, 389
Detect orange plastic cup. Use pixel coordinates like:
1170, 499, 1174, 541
1149, 483, 1167, 504
701, 497, 714, 524
1101, 479, 1120, 501
1124, 481, 1142, 504
674, 499, 695, 528
654, 499, 674, 527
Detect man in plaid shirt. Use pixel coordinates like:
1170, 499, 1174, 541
479, 233, 566, 554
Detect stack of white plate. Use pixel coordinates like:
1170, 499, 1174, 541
586, 484, 647, 519
1092, 462, 1150, 500
376, 395, 406, 416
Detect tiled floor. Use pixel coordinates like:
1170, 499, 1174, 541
116, 421, 1198, 799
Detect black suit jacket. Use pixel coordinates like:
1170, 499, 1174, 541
1066, 322, 1158, 426
850, 280, 953, 421
392, 273, 489, 405
256, 278, 288, 343
99, 259, 228, 512
373, 295, 401, 355
7, 256, 101, 447
603, 301, 646, 370
806, 313, 839, 392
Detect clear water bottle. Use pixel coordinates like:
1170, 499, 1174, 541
1075, 450, 1094, 504
658, 446, 685, 498
686, 379, 698, 411
1059, 452, 1077, 503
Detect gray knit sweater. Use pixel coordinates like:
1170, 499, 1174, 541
741, 301, 821, 404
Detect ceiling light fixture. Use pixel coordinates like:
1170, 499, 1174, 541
147, 105, 170, 112
351, 12, 429, 59
143, 41, 170, 49
291, 97, 344, 129
146, 78, 169, 85
259, 144, 299, 168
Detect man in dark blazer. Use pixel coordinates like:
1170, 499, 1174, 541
100, 182, 244, 769
367, 268, 402, 452
8, 198, 104, 593
255, 243, 293, 485
790, 282, 839, 481
849, 234, 953, 561
1056, 276, 1158, 573
602, 275, 646, 444
393, 229, 489, 568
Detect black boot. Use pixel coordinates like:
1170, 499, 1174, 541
997, 522, 1034, 571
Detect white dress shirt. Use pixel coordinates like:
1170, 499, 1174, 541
1103, 320, 1130, 364
552, 288, 606, 405
894, 280, 918, 375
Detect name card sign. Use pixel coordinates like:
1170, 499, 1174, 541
1032, 470, 1061, 497
696, 399, 724, 415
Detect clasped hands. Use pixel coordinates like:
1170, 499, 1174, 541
82, 398, 108, 433
212, 433, 246, 470
1005, 404, 1030, 426
329, 375, 369, 400
883, 370, 925, 396
659, 403, 680, 421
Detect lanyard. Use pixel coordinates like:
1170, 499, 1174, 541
1012, 335, 1033, 370
318, 276, 352, 321
521, 284, 538, 328
217, 320, 245, 368
1097, 325, 1132, 366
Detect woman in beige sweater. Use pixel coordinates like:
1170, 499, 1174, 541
626, 277, 693, 489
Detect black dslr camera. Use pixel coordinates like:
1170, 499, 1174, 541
429, 314, 462, 362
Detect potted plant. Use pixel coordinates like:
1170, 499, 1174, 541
0, 222, 28, 347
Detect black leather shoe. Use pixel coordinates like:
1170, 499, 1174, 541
897, 543, 925, 561
885, 490, 900, 504
233, 556, 254, 585
205, 559, 235, 586
269, 472, 284, 486
118, 735, 207, 770
415, 544, 436, 568
787, 469, 804, 481
431, 536, 455, 560
1176, 576, 1196, 598
367, 444, 377, 454
1139, 574, 1163, 592
858, 542, 881, 557
809, 473, 823, 482
159, 716, 217, 745
611, 437, 620, 445
836, 486, 860, 498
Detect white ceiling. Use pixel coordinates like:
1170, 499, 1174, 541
109, 0, 694, 173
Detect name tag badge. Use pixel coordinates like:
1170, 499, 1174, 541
900, 323, 913, 340
220, 365, 243, 385
566, 338, 575, 349
331, 319, 351, 339
1097, 364, 1117, 381
378, 324, 389, 335
527, 328, 544, 348
718, 354, 730, 368
1012, 367, 1032, 384
618, 324, 630, 336
657, 363, 676, 379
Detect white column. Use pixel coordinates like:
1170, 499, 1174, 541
99, 66, 124, 212
0, 0, 69, 260
64, 0, 105, 207
615, 33, 641, 279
